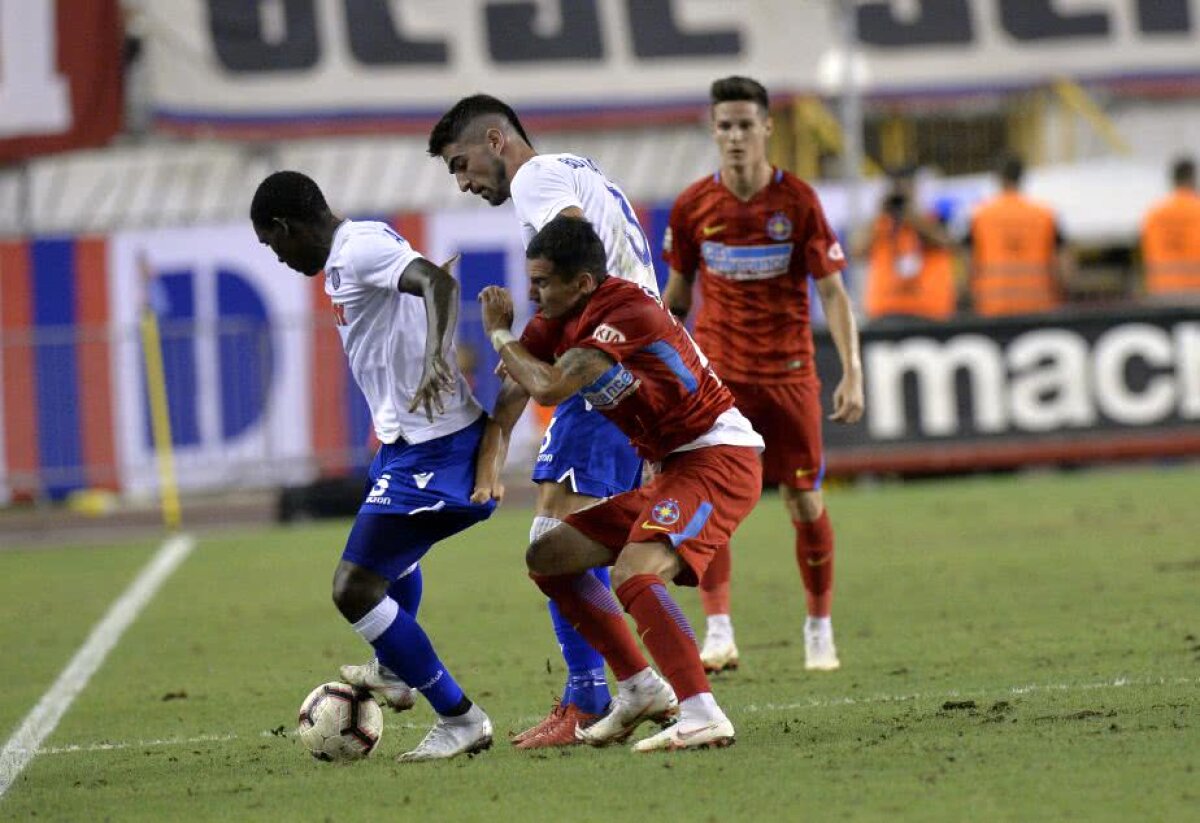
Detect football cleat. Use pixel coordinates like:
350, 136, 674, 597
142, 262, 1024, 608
515, 703, 601, 750
699, 636, 740, 673
397, 705, 493, 763
632, 716, 736, 753
510, 697, 566, 745
804, 626, 841, 672
575, 673, 678, 746
339, 658, 417, 711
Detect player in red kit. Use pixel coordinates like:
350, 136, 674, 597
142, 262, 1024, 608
663, 76, 864, 673
475, 216, 764, 752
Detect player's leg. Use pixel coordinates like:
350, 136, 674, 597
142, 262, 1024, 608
517, 400, 640, 747
335, 515, 493, 762
780, 378, 839, 671
574, 445, 761, 752
783, 485, 839, 671
697, 547, 738, 672
526, 495, 680, 746
339, 561, 423, 708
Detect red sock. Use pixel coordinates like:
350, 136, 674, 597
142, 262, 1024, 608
531, 572, 649, 680
616, 574, 710, 701
794, 510, 834, 617
698, 544, 731, 616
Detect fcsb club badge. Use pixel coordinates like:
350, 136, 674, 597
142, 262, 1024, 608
766, 211, 793, 241
651, 499, 681, 526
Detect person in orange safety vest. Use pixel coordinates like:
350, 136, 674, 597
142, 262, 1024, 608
859, 170, 958, 323
967, 156, 1071, 317
1140, 156, 1200, 302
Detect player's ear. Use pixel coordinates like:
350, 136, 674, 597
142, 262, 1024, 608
486, 127, 505, 154
273, 217, 290, 236
763, 112, 774, 137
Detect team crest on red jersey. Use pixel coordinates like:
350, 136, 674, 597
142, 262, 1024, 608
651, 498, 681, 526
766, 211, 793, 241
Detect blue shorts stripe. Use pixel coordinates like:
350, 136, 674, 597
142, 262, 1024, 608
668, 501, 714, 548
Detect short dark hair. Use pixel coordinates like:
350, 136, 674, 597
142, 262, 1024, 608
710, 76, 770, 112
250, 171, 330, 227
526, 216, 608, 283
427, 94, 534, 157
1172, 156, 1195, 187
1000, 154, 1024, 185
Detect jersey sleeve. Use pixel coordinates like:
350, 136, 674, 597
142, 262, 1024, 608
512, 159, 583, 232
663, 196, 700, 281
801, 193, 847, 280
344, 227, 423, 291
519, 313, 564, 363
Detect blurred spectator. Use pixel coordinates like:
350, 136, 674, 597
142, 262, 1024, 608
1140, 156, 1200, 303
966, 156, 1072, 317
856, 168, 958, 324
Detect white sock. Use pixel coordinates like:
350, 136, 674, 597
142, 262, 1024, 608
806, 616, 833, 637
680, 692, 725, 724
351, 597, 399, 643
618, 667, 658, 693
705, 614, 733, 642
530, 515, 563, 543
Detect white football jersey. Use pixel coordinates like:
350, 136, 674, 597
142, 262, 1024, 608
511, 153, 660, 295
324, 220, 482, 445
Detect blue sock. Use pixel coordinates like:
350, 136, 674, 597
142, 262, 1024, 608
353, 597, 465, 716
548, 566, 612, 715
388, 563, 423, 616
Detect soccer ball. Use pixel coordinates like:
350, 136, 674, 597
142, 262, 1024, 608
297, 681, 383, 762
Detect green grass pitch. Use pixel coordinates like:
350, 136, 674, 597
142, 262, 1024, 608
1, 465, 1197, 821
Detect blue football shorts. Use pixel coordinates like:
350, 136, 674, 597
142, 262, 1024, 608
342, 414, 496, 580
530, 394, 643, 499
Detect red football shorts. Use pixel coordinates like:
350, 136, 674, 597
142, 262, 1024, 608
564, 445, 762, 586
724, 378, 825, 490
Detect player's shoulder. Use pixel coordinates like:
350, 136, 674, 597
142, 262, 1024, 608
775, 169, 825, 206
337, 220, 418, 271
670, 174, 720, 219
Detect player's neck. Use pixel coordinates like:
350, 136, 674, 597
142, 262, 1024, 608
720, 162, 773, 201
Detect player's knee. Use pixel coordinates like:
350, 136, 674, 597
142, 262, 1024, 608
526, 535, 555, 575
331, 565, 386, 622
787, 488, 825, 522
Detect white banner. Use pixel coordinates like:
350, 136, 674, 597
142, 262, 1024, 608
108, 224, 316, 497
145, 0, 1200, 136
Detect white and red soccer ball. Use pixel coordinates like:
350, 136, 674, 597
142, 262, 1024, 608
297, 681, 383, 761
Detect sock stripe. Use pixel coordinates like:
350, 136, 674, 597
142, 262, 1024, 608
574, 570, 623, 615
651, 583, 696, 641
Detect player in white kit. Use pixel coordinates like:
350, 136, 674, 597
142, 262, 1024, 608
428, 95, 670, 748
251, 170, 497, 762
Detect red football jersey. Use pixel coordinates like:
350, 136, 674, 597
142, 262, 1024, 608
664, 168, 846, 384
522, 278, 735, 462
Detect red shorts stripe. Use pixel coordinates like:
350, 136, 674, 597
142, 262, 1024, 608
725, 378, 825, 490
565, 445, 762, 586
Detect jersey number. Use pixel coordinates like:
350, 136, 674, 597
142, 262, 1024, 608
606, 184, 652, 267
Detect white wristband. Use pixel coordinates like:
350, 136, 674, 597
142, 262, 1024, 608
490, 328, 517, 352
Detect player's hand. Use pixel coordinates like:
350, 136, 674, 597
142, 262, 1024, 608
470, 479, 505, 505
478, 286, 515, 334
410, 354, 454, 422
493, 360, 511, 380
828, 371, 864, 424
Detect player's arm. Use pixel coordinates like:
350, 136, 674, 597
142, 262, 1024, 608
662, 268, 694, 321
470, 376, 529, 505
398, 257, 460, 421
477, 286, 614, 406
814, 273, 864, 425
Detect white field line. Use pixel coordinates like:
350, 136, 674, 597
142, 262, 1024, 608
0, 533, 196, 796
24, 673, 1194, 758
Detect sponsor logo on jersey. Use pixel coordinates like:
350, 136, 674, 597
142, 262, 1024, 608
412, 471, 434, 489
580, 363, 640, 410
766, 211, 793, 241
662, 226, 673, 253
651, 498, 681, 526
702, 223, 727, 238
828, 241, 845, 262
592, 323, 627, 344
701, 241, 794, 281
365, 473, 392, 505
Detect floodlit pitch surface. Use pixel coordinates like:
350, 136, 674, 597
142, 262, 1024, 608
1, 466, 1196, 821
